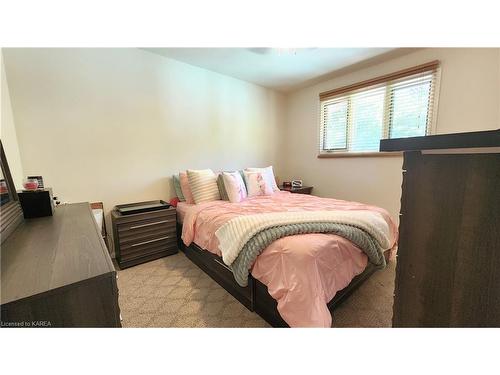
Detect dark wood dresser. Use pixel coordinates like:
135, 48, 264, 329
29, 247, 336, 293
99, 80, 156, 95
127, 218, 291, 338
112, 202, 178, 269
381, 130, 500, 327
279, 185, 313, 194
1, 203, 121, 327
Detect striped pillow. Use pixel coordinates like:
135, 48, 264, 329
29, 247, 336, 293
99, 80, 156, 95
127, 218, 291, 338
187, 169, 221, 204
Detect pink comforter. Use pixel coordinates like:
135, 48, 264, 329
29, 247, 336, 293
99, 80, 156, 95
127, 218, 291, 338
181, 191, 398, 327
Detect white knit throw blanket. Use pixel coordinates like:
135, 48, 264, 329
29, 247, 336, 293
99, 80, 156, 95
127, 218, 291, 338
215, 210, 393, 266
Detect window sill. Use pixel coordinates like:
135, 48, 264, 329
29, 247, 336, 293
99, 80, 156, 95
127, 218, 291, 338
317, 151, 403, 158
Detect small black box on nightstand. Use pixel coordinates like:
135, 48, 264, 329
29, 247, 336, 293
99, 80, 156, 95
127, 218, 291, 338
17, 188, 54, 218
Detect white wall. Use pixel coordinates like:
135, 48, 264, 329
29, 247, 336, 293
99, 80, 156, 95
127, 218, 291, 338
3, 47, 499, 237
3, 48, 285, 250
282, 48, 500, 219
0, 50, 24, 189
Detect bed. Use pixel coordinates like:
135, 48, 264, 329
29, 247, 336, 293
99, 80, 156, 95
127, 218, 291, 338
176, 191, 397, 327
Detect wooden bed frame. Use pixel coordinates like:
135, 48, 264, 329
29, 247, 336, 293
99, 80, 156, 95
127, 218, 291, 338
176, 223, 390, 327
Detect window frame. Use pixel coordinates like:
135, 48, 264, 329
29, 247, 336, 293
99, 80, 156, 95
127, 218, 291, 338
318, 61, 441, 158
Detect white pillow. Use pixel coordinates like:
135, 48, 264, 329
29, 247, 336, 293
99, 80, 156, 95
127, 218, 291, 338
222, 171, 247, 203
243, 170, 273, 197
246, 166, 279, 192
186, 169, 221, 204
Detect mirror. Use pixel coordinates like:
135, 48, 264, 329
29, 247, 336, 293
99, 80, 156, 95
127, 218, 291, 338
1, 160, 12, 206
0, 139, 23, 243
0, 139, 17, 206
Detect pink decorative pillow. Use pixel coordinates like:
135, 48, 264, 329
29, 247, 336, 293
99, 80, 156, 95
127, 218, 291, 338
244, 171, 273, 197
246, 166, 279, 192
222, 171, 247, 203
179, 171, 195, 204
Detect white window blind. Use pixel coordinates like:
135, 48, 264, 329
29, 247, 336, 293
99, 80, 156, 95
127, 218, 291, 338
319, 61, 439, 154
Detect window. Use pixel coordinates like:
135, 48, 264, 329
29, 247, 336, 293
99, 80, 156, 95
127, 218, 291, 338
319, 61, 440, 155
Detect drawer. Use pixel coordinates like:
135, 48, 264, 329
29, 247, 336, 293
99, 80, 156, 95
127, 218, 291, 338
118, 247, 177, 269
119, 240, 178, 263
183, 243, 253, 309
118, 225, 176, 246
114, 208, 176, 226
117, 215, 176, 233
119, 233, 177, 254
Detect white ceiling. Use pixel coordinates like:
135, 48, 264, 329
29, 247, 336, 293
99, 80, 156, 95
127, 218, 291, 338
143, 48, 396, 92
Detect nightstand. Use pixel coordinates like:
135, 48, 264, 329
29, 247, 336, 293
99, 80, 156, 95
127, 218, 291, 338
111, 201, 178, 269
279, 185, 313, 195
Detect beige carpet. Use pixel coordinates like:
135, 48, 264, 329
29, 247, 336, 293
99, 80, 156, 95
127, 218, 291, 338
116, 252, 396, 328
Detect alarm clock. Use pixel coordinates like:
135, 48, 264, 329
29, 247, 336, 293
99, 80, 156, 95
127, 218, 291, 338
291, 180, 303, 188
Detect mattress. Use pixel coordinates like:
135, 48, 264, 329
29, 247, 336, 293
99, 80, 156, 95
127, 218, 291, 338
181, 191, 398, 327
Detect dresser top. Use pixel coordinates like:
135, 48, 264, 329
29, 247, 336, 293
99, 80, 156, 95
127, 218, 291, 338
1, 202, 115, 305
380, 129, 500, 152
